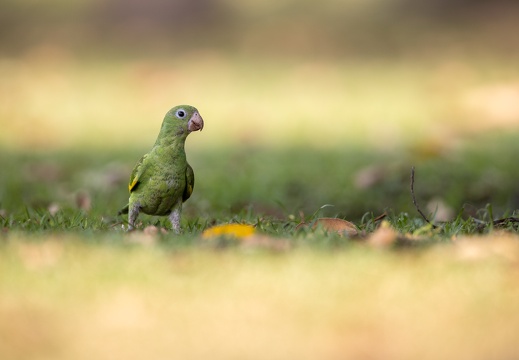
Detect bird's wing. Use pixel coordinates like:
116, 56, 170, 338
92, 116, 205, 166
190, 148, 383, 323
128, 154, 149, 193
183, 163, 195, 202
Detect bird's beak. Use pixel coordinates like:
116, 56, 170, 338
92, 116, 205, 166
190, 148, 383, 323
187, 112, 204, 132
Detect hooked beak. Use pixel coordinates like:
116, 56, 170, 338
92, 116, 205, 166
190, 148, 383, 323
187, 112, 204, 132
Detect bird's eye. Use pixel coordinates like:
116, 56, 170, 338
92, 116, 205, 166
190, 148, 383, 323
175, 109, 186, 118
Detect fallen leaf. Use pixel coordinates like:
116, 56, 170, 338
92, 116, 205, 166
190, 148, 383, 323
47, 203, 60, 216
367, 221, 398, 248
202, 224, 256, 240
296, 218, 358, 237
76, 190, 92, 212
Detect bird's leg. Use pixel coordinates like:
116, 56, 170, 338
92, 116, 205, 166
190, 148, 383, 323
127, 201, 141, 231
168, 200, 183, 234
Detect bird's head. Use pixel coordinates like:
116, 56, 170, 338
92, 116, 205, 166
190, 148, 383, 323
163, 105, 204, 136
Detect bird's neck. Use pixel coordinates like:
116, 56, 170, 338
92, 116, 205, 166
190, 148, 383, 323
150, 139, 187, 164
151, 121, 189, 161
153, 122, 188, 148
154, 135, 186, 148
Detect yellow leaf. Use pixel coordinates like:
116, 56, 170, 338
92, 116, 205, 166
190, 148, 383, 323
202, 224, 255, 240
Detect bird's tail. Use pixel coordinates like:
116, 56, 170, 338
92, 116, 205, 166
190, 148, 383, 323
118, 204, 129, 215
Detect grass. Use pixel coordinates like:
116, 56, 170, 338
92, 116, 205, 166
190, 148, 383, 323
2, 133, 519, 234
1, 138, 519, 359
1, 53, 519, 359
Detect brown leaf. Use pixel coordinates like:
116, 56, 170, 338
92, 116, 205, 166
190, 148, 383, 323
76, 190, 92, 212
367, 221, 398, 248
47, 203, 60, 216
296, 218, 358, 237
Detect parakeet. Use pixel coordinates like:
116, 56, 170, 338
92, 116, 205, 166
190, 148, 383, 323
119, 105, 204, 232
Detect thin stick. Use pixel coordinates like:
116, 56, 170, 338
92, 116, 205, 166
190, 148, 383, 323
475, 217, 519, 232
491, 217, 519, 228
373, 212, 388, 222
410, 166, 437, 228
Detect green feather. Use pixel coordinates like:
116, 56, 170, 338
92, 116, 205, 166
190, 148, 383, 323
183, 163, 195, 202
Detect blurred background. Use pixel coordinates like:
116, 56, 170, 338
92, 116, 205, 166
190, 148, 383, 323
1, 0, 519, 221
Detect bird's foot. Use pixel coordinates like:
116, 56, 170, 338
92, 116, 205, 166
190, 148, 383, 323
171, 224, 181, 235
122, 224, 135, 232
168, 205, 182, 235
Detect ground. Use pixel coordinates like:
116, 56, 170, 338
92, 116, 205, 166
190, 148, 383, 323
1, 40, 519, 359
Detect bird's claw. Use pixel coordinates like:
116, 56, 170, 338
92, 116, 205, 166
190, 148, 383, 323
122, 224, 135, 232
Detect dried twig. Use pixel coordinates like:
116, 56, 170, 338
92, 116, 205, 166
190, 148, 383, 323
476, 216, 519, 232
410, 166, 437, 229
410, 167, 518, 233
492, 217, 519, 227
373, 212, 388, 222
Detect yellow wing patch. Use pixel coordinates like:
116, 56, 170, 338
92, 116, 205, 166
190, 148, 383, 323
129, 177, 138, 192
128, 153, 148, 193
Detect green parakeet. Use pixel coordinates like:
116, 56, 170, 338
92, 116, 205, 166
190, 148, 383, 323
119, 105, 204, 232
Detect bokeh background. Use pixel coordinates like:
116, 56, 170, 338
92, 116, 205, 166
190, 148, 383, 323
2, 4, 519, 359
1, 0, 519, 221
